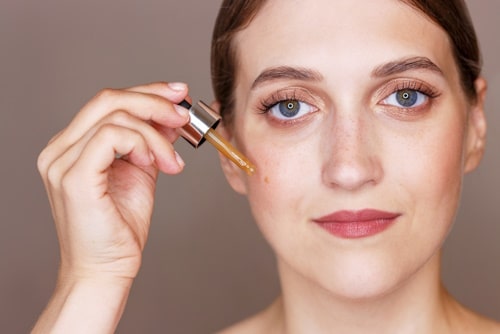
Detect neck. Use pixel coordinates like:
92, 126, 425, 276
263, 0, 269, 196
273, 252, 456, 334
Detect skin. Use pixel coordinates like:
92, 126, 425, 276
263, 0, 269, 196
33, 0, 498, 333
217, 0, 495, 332
34, 82, 191, 333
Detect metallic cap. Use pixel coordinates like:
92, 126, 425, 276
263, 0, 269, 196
178, 100, 221, 148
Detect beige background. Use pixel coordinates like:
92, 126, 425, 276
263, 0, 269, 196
0, 1, 498, 332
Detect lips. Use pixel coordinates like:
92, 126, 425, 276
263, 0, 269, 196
313, 209, 401, 239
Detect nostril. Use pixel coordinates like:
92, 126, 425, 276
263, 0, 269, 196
321, 151, 383, 191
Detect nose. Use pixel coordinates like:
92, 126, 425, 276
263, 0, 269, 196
321, 114, 383, 191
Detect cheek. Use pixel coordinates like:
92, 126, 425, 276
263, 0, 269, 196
242, 137, 318, 238
417, 129, 464, 202
391, 112, 467, 236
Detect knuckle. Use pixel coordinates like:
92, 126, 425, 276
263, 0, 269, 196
95, 123, 139, 146
37, 149, 49, 175
109, 110, 133, 125
95, 123, 119, 142
155, 81, 170, 90
46, 160, 63, 187
60, 169, 79, 194
38, 129, 68, 176
94, 87, 119, 101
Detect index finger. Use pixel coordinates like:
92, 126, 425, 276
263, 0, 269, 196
59, 82, 190, 147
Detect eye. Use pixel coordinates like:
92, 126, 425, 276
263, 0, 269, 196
383, 89, 428, 108
257, 87, 320, 125
268, 99, 316, 120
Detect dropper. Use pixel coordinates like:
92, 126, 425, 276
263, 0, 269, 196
177, 100, 256, 176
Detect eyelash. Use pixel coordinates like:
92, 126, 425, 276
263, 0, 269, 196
374, 79, 442, 120
255, 80, 440, 124
388, 80, 440, 99
258, 90, 301, 113
256, 88, 319, 125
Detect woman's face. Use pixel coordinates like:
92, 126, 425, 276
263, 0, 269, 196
220, 0, 486, 298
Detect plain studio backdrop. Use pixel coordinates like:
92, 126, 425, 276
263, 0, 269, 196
0, 1, 498, 332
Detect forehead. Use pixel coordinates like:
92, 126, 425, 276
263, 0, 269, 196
233, 0, 453, 86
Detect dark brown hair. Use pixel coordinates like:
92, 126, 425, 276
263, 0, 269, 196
211, 0, 266, 126
211, 0, 482, 125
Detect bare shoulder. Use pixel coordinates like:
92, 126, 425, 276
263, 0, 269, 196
216, 314, 266, 334
471, 314, 500, 333
216, 298, 283, 334
454, 303, 500, 334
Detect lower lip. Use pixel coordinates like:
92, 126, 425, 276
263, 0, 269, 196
314, 214, 399, 239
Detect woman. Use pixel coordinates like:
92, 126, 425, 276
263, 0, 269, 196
33, 0, 499, 332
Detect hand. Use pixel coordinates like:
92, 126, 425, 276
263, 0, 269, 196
37, 82, 190, 283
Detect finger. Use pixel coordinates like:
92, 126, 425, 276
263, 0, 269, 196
70, 87, 190, 140
124, 82, 193, 141
43, 121, 158, 226
61, 81, 189, 146
46, 109, 185, 192
124, 81, 191, 104
86, 110, 184, 173
41, 84, 190, 174
61, 124, 178, 200
151, 122, 182, 144
124, 82, 191, 144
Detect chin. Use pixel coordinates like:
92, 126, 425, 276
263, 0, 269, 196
283, 248, 419, 302
324, 264, 404, 301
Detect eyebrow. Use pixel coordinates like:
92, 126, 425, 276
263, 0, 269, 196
251, 66, 324, 90
371, 56, 443, 77
250, 57, 442, 90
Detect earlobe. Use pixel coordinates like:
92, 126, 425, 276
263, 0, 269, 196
464, 77, 487, 173
210, 101, 248, 194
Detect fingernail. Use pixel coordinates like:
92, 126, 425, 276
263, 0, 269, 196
175, 151, 185, 168
168, 82, 187, 92
174, 104, 190, 118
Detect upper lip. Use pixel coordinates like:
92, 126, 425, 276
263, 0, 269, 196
313, 209, 401, 223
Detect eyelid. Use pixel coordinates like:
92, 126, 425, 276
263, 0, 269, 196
255, 86, 321, 126
375, 78, 441, 103
383, 90, 427, 109
375, 79, 442, 120
257, 86, 320, 113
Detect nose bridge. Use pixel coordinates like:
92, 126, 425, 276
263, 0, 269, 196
321, 107, 382, 191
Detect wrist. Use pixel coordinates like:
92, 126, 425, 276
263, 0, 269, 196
57, 268, 135, 291
56, 256, 140, 289
32, 272, 134, 334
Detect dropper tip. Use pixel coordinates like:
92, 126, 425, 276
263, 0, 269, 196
244, 164, 256, 176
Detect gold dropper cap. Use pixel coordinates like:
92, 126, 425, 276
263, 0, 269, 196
177, 100, 256, 175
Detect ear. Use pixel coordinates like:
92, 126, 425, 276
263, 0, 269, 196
464, 77, 487, 173
211, 101, 248, 194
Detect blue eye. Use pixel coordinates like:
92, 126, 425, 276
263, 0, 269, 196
384, 89, 428, 108
269, 99, 315, 120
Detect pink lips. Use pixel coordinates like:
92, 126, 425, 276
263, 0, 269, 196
313, 209, 401, 239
